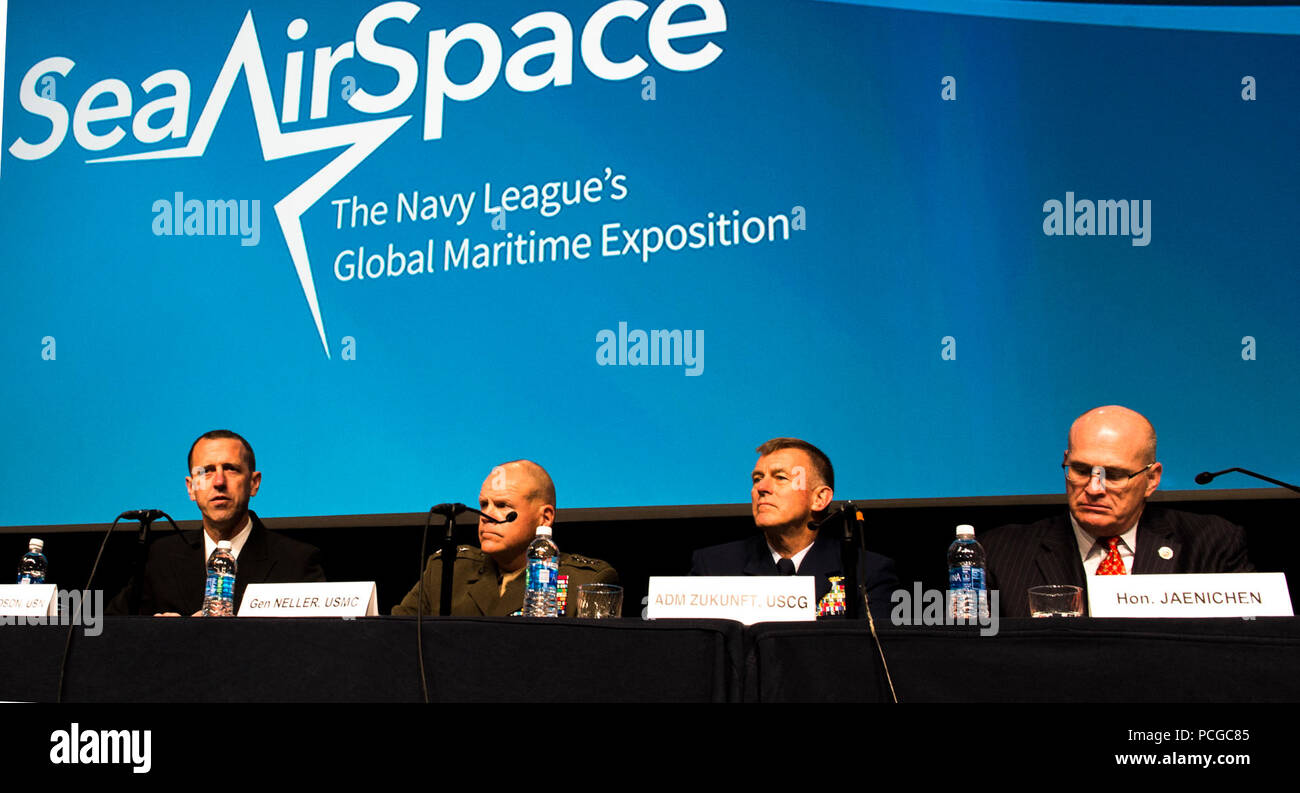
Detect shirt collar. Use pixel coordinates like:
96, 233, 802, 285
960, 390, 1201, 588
1070, 511, 1139, 562
767, 536, 815, 572
203, 514, 253, 561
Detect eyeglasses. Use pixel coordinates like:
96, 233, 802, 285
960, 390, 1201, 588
1062, 461, 1155, 489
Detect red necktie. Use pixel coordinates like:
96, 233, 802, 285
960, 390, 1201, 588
1096, 536, 1127, 575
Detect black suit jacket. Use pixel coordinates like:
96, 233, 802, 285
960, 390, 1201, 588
689, 529, 901, 618
107, 512, 326, 615
982, 505, 1254, 618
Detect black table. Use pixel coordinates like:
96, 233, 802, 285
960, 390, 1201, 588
744, 618, 1300, 702
0, 616, 743, 703
3, 617, 1296, 702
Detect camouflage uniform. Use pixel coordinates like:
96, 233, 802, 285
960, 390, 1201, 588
392, 545, 618, 617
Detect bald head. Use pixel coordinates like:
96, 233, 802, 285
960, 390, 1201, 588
491, 459, 556, 508
1064, 405, 1163, 538
477, 459, 557, 571
1068, 405, 1157, 464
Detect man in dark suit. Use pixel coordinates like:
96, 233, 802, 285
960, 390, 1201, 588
107, 430, 325, 615
690, 438, 900, 618
983, 406, 1253, 618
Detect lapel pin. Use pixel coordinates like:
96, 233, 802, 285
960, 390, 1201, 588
1158, 546, 1173, 560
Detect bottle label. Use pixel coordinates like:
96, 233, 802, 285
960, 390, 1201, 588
948, 564, 985, 590
205, 571, 235, 600
948, 564, 989, 619
527, 558, 557, 588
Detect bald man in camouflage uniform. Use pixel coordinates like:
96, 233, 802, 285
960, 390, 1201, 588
393, 460, 618, 617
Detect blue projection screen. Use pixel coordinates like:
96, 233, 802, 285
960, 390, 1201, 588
1, 0, 1297, 527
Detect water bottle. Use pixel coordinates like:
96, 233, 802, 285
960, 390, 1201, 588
522, 526, 560, 617
947, 524, 989, 621
16, 538, 47, 584
203, 540, 237, 617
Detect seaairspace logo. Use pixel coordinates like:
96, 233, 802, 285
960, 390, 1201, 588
1, 0, 729, 356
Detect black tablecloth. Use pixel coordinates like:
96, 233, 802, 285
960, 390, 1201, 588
745, 618, 1300, 702
0, 617, 742, 703
3, 617, 1297, 702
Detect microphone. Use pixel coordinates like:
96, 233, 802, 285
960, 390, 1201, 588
808, 502, 860, 531
428, 503, 517, 524
1195, 468, 1300, 494
119, 509, 165, 521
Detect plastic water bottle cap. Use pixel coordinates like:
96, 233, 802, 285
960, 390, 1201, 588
28, 538, 44, 551
217, 540, 234, 549
955, 524, 975, 537
534, 525, 553, 538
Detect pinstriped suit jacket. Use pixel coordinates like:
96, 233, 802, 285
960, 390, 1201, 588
982, 506, 1253, 618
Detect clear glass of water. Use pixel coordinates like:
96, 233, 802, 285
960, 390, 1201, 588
576, 584, 623, 619
1028, 585, 1084, 617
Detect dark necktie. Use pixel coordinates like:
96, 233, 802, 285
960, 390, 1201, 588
776, 558, 796, 576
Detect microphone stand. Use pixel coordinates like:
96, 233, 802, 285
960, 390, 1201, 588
842, 503, 866, 620
812, 502, 898, 699
123, 511, 194, 614
416, 503, 517, 704
416, 506, 440, 705
812, 502, 865, 619
419, 503, 518, 618
1196, 468, 1300, 494
431, 503, 467, 618
59, 508, 184, 703
127, 512, 157, 616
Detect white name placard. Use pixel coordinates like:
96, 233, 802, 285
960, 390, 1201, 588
1088, 573, 1293, 618
0, 584, 58, 617
238, 582, 378, 617
647, 576, 816, 624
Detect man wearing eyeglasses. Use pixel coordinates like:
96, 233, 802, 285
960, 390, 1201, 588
982, 405, 1253, 617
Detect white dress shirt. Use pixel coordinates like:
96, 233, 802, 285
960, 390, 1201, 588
1071, 513, 1138, 575
768, 538, 815, 572
203, 514, 254, 562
